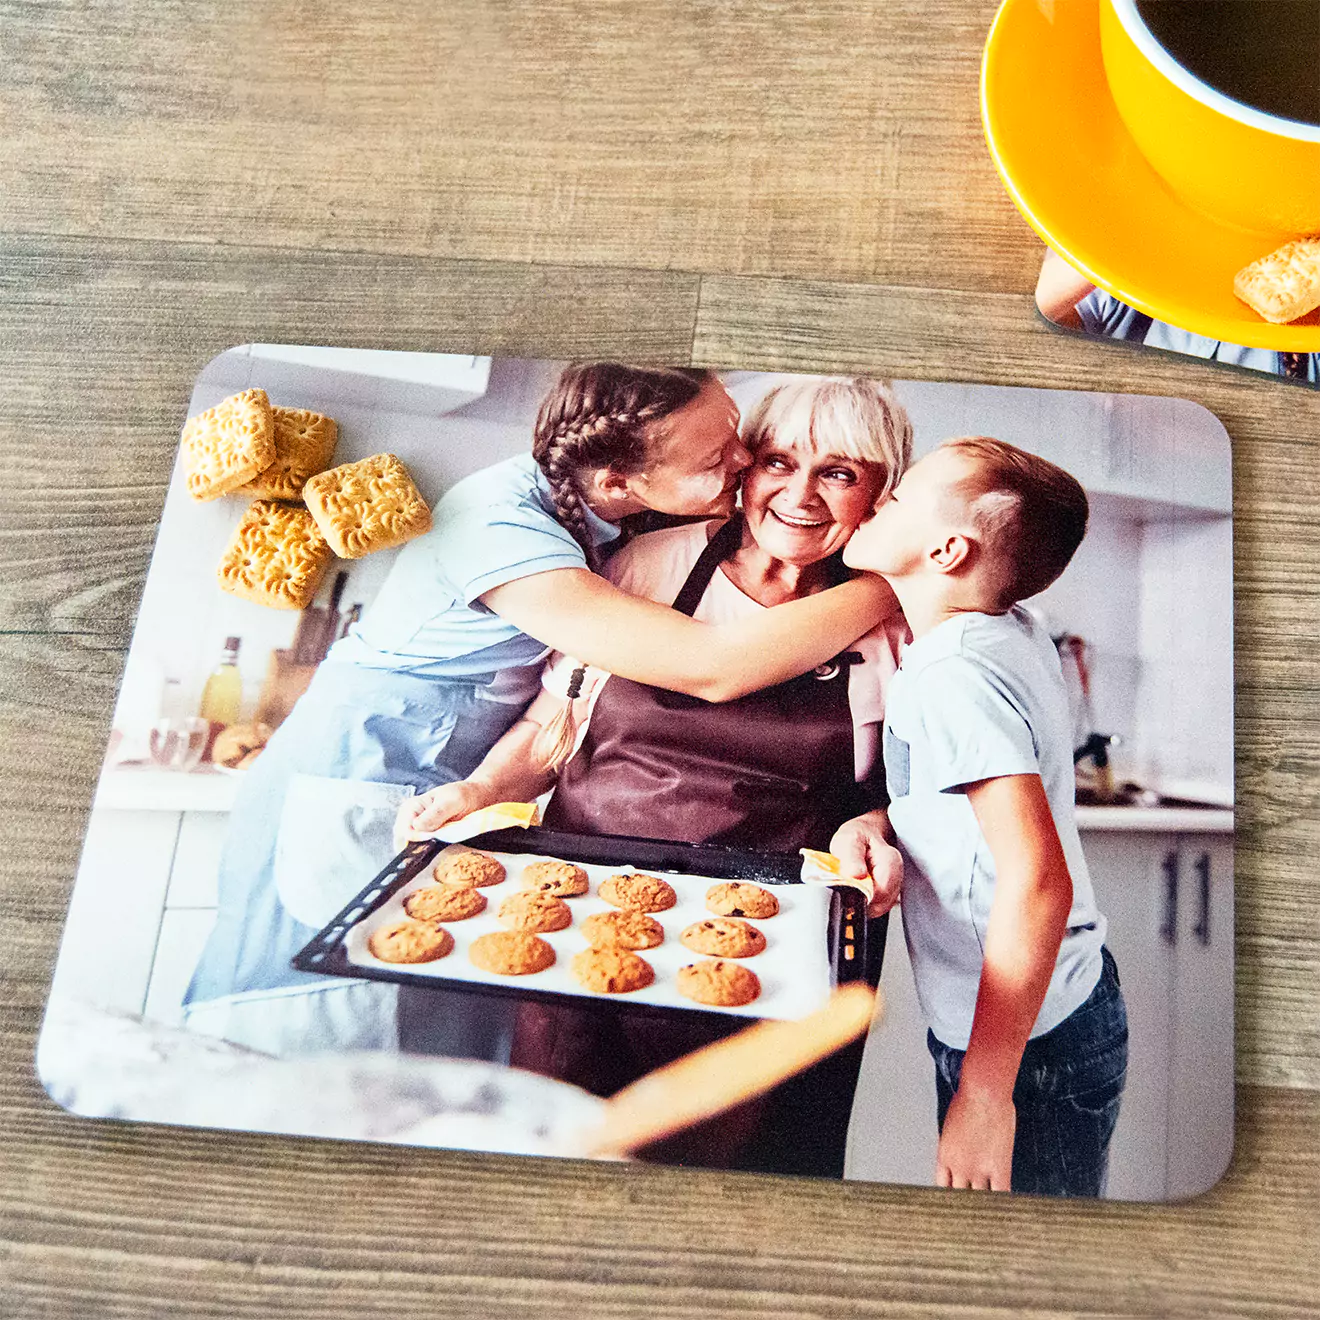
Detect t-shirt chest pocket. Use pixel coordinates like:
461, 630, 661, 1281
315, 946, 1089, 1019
883, 725, 911, 799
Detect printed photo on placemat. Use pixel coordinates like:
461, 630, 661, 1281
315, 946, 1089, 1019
38, 347, 1235, 1201
1036, 245, 1320, 387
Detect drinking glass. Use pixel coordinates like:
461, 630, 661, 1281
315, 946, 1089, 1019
148, 716, 210, 772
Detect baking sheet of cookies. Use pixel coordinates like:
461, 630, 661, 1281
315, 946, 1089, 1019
344, 845, 835, 1021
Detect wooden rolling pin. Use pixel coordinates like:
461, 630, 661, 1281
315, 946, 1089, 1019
582, 981, 880, 1157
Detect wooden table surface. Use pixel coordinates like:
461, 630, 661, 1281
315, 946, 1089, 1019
3, 3, 1318, 1315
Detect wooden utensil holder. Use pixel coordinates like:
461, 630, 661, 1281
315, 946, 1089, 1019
255, 649, 319, 731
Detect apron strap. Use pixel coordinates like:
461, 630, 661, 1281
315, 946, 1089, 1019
670, 515, 746, 617
823, 548, 851, 587
670, 516, 856, 625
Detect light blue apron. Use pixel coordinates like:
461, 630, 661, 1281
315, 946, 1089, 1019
183, 661, 532, 1058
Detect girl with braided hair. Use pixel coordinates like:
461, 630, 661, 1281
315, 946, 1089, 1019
186, 362, 898, 1061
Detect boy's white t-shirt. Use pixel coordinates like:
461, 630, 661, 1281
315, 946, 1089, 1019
884, 606, 1105, 1051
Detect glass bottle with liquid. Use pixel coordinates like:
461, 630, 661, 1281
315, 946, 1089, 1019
199, 637, 243, 757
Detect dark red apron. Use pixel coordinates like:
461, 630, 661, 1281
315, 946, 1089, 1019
543, 514, 877, 851
513, 518, 883, 1175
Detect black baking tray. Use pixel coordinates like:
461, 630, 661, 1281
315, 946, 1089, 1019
292, 825, 886, 1019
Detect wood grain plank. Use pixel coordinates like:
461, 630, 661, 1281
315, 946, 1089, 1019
0, 0, 1031, 291
0, 235, 701, 636
0, 635, 124, 1013
692, 273, 1320, 1089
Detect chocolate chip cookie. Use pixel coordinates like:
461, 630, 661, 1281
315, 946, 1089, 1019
403, 882, 487, 922
367, 918, 454, 964
497, 889, 573, 933
705, 881, 779, 919
598, 872, 677, 913
580, 909, 665, 951
432, 849, 506, 888
571, 947, 655, 994
676, 959, 761, 1007
680, 917, 766, 958
468, 930, 556, 976
521, 859, 589, 897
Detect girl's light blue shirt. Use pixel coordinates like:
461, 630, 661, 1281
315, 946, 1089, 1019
329, 452, 620, 681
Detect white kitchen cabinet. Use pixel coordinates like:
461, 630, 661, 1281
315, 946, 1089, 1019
1082, 827, 1235, 1201
48, 810, 181, 1017
1083, 832, 1175, 1200
51, 803, 230, 1027
845, 919, 938, 1187
165, 811, 228, 909
143, 908, 217, 1028
1166, 834, 1235, 1200
144, 813, 229, 1026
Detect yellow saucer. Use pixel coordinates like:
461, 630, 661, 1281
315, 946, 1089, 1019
981, 0, 1320, 351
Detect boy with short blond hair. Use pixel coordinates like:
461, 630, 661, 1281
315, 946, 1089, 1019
836, 436, 1127, 1197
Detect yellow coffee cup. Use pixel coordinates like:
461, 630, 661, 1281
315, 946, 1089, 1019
1100, 0, 1320, 235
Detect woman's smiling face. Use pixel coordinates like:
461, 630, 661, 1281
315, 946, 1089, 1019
741, 438, 886, 566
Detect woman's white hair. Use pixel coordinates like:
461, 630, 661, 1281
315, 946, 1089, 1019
741, 376, 913, 498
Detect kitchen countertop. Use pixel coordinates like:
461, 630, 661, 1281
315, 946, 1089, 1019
5, 2, 1318, 1316
95, 764, 241, 813
95, 765, 1236, 833
1075, 805, 1234, 833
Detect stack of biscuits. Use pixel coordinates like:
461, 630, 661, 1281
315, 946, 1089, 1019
180, 388, 432, 610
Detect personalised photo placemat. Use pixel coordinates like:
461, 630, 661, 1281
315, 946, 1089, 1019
39, 347, 1234, 1200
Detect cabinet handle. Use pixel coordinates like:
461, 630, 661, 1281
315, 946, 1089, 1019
1160, 850, 1179, 946
1193, 852, 1211, 946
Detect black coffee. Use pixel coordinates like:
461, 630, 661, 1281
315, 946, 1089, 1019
1134, 0, 1320, 127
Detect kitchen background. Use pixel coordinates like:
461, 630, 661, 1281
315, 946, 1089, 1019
49, 347, 1234, 1201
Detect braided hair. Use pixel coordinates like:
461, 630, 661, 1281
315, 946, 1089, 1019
530, 363, 713, 772
532, 362, 713, 568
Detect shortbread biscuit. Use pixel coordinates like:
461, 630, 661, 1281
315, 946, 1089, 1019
598, 872, 677, 913
403, 883, 486, 922
181, 388, 276, 501
580, 909, 664, 951
433, 850, 506, 888
681, 917, 766, 959
677, 959, 761, 1007
521, 859, 589, 897
1234, 237, 1320, 324
705, 882, 779, 919
303, 453, 432, 558
241, 407, 338, 501
572, 947, 655, 994
497, 890, 573, 933
368, 918, 453, 964
469, 930, 555, 976
216, 500, 332, 610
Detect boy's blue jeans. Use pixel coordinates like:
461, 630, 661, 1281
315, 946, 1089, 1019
928, 946, 1128, 1197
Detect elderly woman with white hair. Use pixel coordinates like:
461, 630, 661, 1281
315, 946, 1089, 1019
397, 376, 913, 1177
